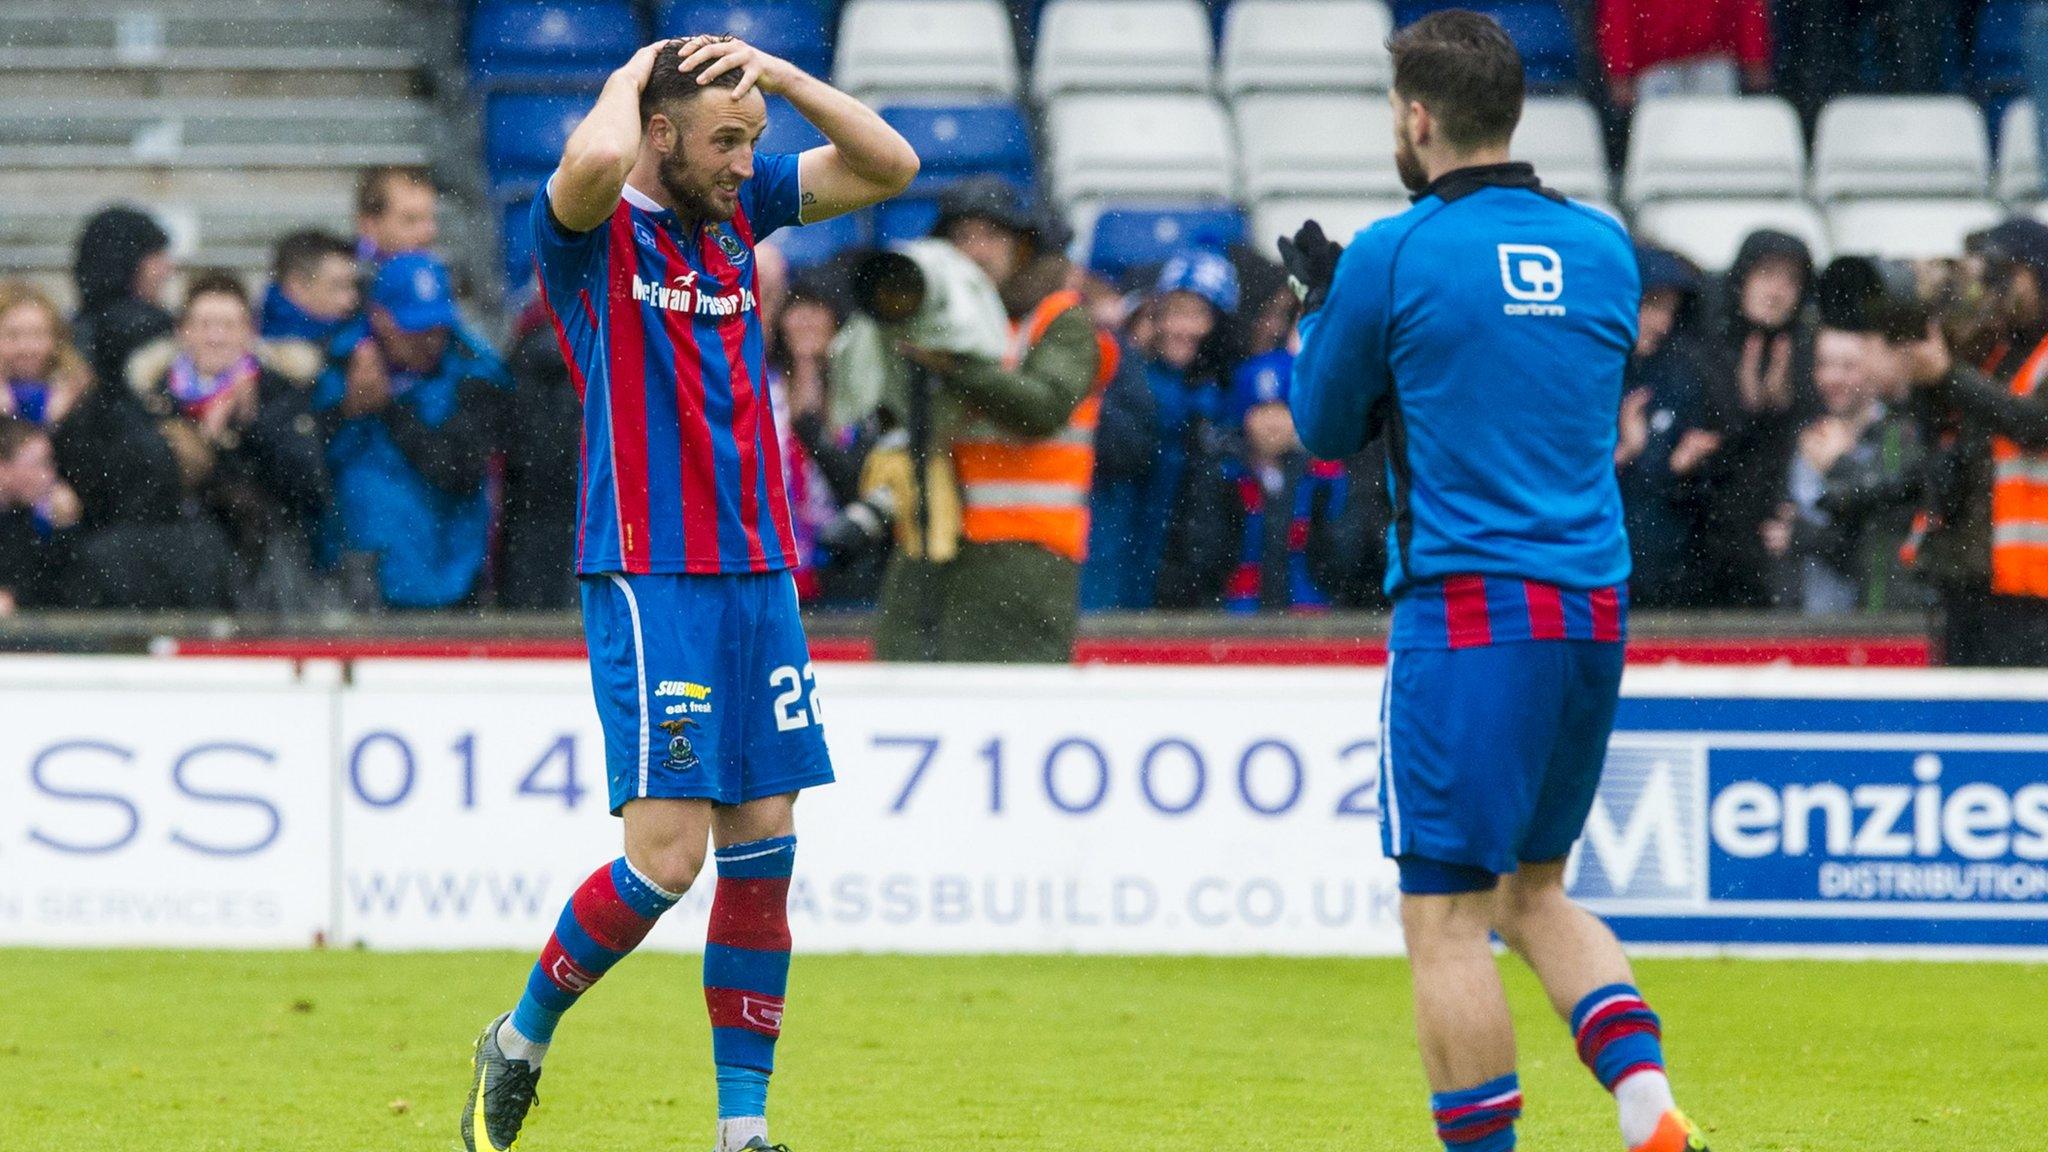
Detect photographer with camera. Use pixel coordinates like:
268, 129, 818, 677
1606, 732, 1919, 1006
1874, 219, 2048, 664
858, 176, 1118, 662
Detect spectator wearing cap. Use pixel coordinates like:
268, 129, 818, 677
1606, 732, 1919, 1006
71, 204, 177, 393
313, 252, 508, 609
128, 271, 330, 609
0, 416, 82, 615
872, 175, 1119, 662
0, 280, 93, 427
1615, 244, 1722, 607
261, 229, 360, 352
1160, 349, 1354, 612
1083, 248, 1242, 611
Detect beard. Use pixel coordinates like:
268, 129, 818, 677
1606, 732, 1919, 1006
1394, 125, 1429, 193
657, 146, 737, 224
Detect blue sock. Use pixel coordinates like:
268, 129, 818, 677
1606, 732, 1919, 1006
1431, 1072, 1522, 1152
703, 835, 796, 1119
510, 857, 678, 1047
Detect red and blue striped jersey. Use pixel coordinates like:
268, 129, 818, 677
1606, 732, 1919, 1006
1389, 574, 1627, 651
532, 156, 802, 575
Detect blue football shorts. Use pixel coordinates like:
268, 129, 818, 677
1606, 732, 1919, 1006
582, 570, 835, 814
1378, 640, 1625, 893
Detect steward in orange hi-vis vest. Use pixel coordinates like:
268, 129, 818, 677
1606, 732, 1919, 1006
873, 176, 1115, 664
1990, 335, 2048, 596
951, 288, 1120, 562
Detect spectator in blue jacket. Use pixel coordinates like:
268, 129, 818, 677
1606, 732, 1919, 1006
1083, 248, 1241, 610
260, 229, 359, 348
314, 253, 507, 609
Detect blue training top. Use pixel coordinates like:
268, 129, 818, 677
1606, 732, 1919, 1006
1290, 163, 1639, 648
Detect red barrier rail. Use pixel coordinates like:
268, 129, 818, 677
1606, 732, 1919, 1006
164, 633, 1930, 666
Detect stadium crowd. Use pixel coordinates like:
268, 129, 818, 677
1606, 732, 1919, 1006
3, 1, 2048, 670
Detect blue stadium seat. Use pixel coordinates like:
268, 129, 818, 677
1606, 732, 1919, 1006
760, 95, 829, 156
770, 209, 868, 267
502, 196, 537, 291
469, 0, 645, 89
1975, 0, 2030, 100
1086, 205, 1245, 279
658, 0, 834, 79
883, 103, 1033, 187
485, 91, 592, 188
877, 196, 944, 244
1392, 1, 1578, 91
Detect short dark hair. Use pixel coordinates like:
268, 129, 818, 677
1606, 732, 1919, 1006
0, 415, 44, 462
272, 228, 354, 283
641, 38, 747, 127
355, 166, 434, 218
1388, 10, 1525, 152
180, 268, 251, 320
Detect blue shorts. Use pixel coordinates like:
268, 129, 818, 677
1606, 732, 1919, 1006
1378, 641, 1624, 892
582, 570, 835, 814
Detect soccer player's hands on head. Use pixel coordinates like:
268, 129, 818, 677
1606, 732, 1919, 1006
675, 34, 797, 99
1278, 219, 1343, 316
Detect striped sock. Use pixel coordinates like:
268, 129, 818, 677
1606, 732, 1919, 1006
704, 835, 796, 1124
1570, 983, 1666, 1091
1431, 1072, 1522, 1152
507, 857, 680, 1055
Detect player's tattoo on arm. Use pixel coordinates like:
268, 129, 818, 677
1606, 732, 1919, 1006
801, 191, 817, 207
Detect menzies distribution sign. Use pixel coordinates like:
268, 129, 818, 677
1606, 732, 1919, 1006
1568, 679, 2048, 949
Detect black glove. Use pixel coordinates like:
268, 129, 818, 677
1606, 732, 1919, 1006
1277, 219, 1343, 316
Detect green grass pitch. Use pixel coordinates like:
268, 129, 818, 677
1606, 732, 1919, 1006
1, 949, 2042, 1150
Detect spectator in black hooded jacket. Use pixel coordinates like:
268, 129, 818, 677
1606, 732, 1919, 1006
1694, 228, 1819, 607
1616, 244, 1724, 607
72, 205, 177, 392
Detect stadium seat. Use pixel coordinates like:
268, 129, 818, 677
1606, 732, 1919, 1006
502, 195, 537, 290
883, 102, 1033, 185
1633, 199, 1831, 273
1826, 198, 2004, 259
1973, 0, 2030, 100
1047, 94, 1237, 203
2000, 100, 2040, 203
1234, 94, 1403, 200
1083, 203, 1247, 278
468, 0, 644, 89
1512, 95, 1607, 202
766, 208, 869, 267
1253, 196, 1412, 247
1622, 96, 1806, 206
484, 91, 588, 189
658, 0, 834, 80
834, 0, 1020, 101
1219, 0, 1393, 96
874, 104, 1034, 245
761, 95, 829, 155
1033, 0, 1215, 98
1811, 96, 1991, 202
1394, 1, 1576, 90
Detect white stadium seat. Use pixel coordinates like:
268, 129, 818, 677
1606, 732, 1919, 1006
1220, 0, 1393, 96
834, 0, 1019, 101
1253, 196, 1411, 247
1513, 96, 1608, 202
1235, 94, 1402, 200
1048, 94, 1237, 202
1634, 199, 1831, 272
2000, 100, 2040, 203
1033, 0, 1214, 98
1826, 198, 2003, 259
1811, 95, 1990, 202
1622, 96, 1806, 206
